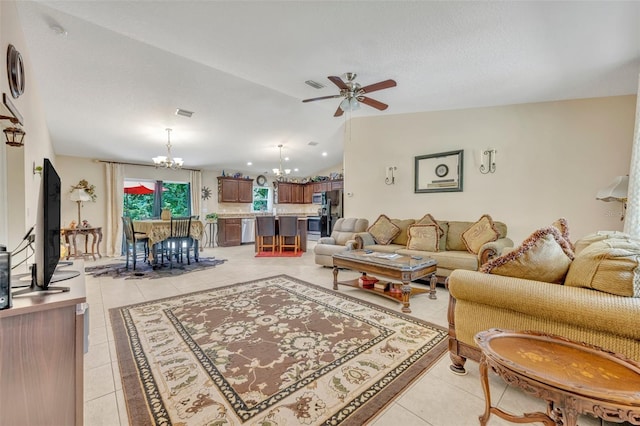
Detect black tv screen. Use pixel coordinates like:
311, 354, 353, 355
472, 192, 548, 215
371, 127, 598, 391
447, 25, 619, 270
36, 158, 61, 288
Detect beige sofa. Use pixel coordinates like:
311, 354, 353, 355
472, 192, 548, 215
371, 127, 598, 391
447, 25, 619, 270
354, 215, 513, 280
314, 218, 369, 266
447, 230, 640, 374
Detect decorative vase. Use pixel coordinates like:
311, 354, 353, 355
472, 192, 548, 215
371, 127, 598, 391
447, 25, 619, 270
161, 209, 171, 221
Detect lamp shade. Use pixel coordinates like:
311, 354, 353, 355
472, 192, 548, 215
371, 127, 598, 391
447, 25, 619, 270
596, 175, 629, 202
70, 188, 92, 202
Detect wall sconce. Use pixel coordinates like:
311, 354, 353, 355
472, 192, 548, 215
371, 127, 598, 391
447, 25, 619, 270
385, 166, 397, 185
596, 175, 628, 221
479, 149, 496, 174
4, 126, 25, 147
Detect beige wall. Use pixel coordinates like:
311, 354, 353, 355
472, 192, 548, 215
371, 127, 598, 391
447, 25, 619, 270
344, 95, 636, 244
0, 1, 56, 250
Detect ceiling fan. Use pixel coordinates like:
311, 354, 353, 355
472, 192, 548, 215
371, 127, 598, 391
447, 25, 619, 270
302, 73, 397, 117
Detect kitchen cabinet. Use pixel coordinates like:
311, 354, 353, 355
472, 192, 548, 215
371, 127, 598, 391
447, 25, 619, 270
217, 217, 242, 246
292, 184, 304, 204
277, 182, 292, 203
303, 184, 313, 204
330, 180, 343, 190
218, 177, 254, 203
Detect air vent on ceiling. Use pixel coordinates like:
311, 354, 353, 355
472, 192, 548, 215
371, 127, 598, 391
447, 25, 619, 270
308, 141, 319, 146
175, 108, 194, 118
305, 80, 325, 89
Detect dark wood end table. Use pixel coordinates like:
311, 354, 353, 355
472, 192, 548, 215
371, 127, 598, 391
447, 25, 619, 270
332, 250, 437, 313
475, 328, 640, 426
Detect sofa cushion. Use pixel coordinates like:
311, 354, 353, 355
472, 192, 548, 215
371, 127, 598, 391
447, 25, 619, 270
417, 214, 448, 251
565, 238, 640, 297
367, 214, 401, 245
462, 214, 499, 254
551, 217, 574, 250
406, 224, 439, 251
573, 231, 634, 256
390, 218, 415, 246
479, 227, 574, 284
446, 221, 474, 251
398, 248, 479, 271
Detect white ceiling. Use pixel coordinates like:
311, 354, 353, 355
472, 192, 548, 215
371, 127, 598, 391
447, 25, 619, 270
15, 1, 640, 177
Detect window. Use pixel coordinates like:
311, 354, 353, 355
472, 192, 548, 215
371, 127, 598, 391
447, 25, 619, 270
123, 180, 191, 219
253, 187, 271, 212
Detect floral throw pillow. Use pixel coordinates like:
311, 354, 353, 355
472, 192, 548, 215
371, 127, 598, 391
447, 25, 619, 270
367, 214, 401, 245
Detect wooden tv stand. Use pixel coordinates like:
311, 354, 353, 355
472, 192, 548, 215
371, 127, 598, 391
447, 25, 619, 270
0, 263, 87, 426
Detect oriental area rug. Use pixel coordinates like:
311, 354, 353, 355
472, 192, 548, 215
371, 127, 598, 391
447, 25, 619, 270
85, 257, 226, 280
110, 275, 448, 426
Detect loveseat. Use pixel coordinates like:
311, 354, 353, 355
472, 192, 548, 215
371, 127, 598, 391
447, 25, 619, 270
447, 229, 640, 374
314, 218, 369, 266
354, 214, 513, 280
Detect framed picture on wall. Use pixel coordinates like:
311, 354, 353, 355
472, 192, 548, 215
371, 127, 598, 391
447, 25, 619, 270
414, 150, 464, 193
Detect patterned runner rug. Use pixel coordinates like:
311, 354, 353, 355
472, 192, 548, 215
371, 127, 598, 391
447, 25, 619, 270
110, 275, 448, 425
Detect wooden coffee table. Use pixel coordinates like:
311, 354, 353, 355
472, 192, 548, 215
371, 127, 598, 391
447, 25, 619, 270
332, 250, 437, 313
475, 328, 640, 426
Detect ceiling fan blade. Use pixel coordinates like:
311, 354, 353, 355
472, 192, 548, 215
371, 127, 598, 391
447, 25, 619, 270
359, 96, 388, 111
360, 79, 397, 94
328, 76, 348, 90
302, 94, 342, 103
333, 105, 344, 117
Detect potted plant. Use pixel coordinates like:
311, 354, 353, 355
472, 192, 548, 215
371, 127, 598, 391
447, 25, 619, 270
205, 212, 218, 223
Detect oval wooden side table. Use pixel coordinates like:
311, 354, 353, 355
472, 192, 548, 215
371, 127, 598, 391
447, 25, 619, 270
475, 328, 640, 426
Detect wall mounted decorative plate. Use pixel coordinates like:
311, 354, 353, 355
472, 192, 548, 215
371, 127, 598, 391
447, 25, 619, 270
201, 186, 212, 200
7, 45, 25, 99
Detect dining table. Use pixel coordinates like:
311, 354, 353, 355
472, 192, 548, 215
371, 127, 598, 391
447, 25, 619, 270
133, 219, 205, 263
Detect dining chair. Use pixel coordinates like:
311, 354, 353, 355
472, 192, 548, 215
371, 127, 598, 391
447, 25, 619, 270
122, 216, 149, 270
165, 216, 192, 267
256, 216, 277, 252
278, 216, 300, 253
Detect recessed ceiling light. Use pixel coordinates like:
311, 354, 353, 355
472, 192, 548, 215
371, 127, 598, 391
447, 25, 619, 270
284, 157, 289, 161
305, 80, 325, 89
247, 161, 252, 166
294, 168, 299, 172
175, 108, 194, 118
322, 152, 327, 157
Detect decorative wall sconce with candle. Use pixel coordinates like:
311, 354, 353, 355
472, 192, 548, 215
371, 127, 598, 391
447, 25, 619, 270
385, 166, 397, 185
479, 149, 497, 174
596, 175, 628, 221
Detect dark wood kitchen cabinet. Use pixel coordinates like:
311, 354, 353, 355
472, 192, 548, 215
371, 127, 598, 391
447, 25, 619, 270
276, 182, 292, 203
218, 177, 254, 203
217, 217, 242, 246
303, 184, 313, 204
291, 184, 304, 204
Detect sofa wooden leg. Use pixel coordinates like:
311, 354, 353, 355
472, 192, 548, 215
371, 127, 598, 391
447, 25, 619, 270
449, 352, 467, 375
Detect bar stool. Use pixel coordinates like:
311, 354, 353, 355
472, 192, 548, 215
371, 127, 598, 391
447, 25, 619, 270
256, 216, 277, 252
278, 216, 300, 253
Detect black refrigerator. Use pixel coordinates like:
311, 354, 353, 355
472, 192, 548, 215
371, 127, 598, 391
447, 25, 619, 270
320, 190, 343, 237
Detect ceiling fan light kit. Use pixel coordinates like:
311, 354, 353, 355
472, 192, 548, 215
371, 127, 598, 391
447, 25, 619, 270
302, 72, 396, 117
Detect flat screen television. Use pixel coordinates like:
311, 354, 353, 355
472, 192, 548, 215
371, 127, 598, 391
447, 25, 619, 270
27, 158, 77, 292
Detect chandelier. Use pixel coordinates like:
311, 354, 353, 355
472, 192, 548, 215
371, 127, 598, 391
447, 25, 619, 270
272, 144, 291, 176
152, 128, 183, 169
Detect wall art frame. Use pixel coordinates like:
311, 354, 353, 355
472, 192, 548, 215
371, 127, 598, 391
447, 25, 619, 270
414, 149, 464, 193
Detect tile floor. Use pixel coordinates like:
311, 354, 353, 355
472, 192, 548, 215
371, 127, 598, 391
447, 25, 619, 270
84, 242, 612, 426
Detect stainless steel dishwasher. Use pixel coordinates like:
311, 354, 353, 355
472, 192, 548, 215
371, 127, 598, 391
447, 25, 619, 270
241, 218, 255, 243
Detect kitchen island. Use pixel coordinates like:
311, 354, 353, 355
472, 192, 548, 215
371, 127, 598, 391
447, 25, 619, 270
216, 214, 308, 251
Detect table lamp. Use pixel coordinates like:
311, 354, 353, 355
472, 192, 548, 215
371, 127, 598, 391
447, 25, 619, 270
70, 188, 92, 225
